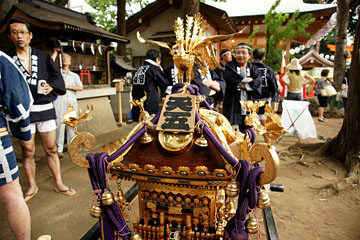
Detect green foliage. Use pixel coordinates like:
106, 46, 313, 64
85, 0, 150, 32
264, 0, 315, 71
86, 0, 117, 32
249, 26, 259, 46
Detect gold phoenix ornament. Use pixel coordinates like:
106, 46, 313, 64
63, 104, 94, 135
137, 13, 246, 85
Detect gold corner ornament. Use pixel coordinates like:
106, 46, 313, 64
64, 105, 96, 168
249, 143, 280, 186
68, 132, 96, 168
63, 104, 95, 135
137, 13, 246, 84
264, 104, 288, 145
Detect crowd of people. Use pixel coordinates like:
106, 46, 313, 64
131, 44, 279, 136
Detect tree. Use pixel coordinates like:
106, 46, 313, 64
332, 0, 353, 89
85, 0, 150, 32
321, 0, 359, 194
263, 0, 315, 71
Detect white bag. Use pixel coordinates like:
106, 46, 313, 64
336, 92, 343, 102
324, 85, 337, 97
340, 89, 348, 98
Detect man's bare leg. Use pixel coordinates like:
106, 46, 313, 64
0, 178, 31, 240
20, 134, 38, 199
39, 130, 74, 192
260, 119, 270, 144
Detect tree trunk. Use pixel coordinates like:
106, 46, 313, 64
327, 8, 360, 184
183, 0, 200, 18
117, 0, 126, 56
333, 0, 352, 89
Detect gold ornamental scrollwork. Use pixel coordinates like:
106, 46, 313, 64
68, 132, 96, 168
249, 143, 280, 185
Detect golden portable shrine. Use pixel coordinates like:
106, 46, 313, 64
67, 13, 286, 240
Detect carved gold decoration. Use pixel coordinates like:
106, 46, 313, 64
129, 163, 142, 172
68, 132, 96, 168
198, 109, 236, 158
177, 166, 191, 175
130, 232, 143, 240
195, 166, 210, 176
213, 169, 227, 177
137, 13, 246, 84
264, 104, 288, 145
159, 166, 175, 175
144, 164, 158, 174
63, 104, 94, 135
249, 143, 280, 185
158, 131, 193, 153
243, 101, 267, 135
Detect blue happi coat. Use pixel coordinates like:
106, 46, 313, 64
0, 51, 32, 185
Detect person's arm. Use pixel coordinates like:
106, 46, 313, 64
304, 72, 315, 84
282, 73, 289, 86
46, 52, 66, 96
51, 47, 61, 62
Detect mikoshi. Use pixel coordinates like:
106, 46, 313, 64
67, 13, 286, 240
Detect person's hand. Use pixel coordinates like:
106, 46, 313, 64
43, 84, 53, 95
247, 77, 253, 83
202, 80, 212, 88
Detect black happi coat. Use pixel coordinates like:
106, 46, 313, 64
223, 59, 262, 125
8, 47, 65, 123
164, 64, 225, 105
251, 60, 278, 99
132, 60, 169, 121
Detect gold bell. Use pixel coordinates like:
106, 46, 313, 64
246, 217, 258, 234
225, 179, 240, 197
226, 201, 236, 216
117, 189, 125, 202
101, 189, 115, 206
130, 232, 143, 240
257, 191, 270, 209
195, 135, 208, 147
90, 201, 102, 218
141, 131, 153, 144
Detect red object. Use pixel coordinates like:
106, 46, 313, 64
279, 73, 286, 98
80, 70, 91, 84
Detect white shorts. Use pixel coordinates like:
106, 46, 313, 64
30, 120, 57, 134
258, 114, 266, 120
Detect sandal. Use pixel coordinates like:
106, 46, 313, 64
54, 187, 76, 196
318, 118, 325, 122
24, 188, 39, 202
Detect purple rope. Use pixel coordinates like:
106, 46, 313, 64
107, 110, 161, 162
86, 153, 131, 240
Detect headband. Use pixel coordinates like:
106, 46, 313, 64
221, 50, 231, 57
235, 45, 252, 51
